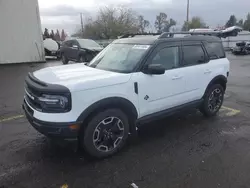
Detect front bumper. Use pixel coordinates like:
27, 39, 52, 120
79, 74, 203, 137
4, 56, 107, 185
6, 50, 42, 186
23, 100, 80, 141
45, 48, 60, 58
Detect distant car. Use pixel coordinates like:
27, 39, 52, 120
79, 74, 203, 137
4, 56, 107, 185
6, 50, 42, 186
232, 41, 250, 55
60, 39, 103, 64
43, 38, 61, 59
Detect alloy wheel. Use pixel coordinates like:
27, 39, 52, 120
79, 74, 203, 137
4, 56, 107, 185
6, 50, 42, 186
208, 88, 223, 112
93, 117, 125, 152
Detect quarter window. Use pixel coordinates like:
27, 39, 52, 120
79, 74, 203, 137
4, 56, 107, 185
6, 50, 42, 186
182, 45, 205, 66
204, 42, 225, 59
151, 46, 179, 70
64, 40, 73, 47
72, 40, 79, 47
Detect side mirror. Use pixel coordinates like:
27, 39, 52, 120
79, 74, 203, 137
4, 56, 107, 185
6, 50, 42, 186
143, 64, 165, 75
72, 45, 79, 49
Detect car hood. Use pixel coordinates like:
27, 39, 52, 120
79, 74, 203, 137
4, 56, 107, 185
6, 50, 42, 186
82, 47, 103, 51
33, 64, 131, 92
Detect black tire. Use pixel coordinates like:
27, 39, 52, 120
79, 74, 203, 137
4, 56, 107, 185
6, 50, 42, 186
61, 54, 69, 64
56, 54, 61, 60
200, 84, 224, 117
79, 55, 85, 63
81, 109, 129, 158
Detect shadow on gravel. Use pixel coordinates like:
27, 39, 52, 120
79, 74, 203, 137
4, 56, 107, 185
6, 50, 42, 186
30, 109, 215, 163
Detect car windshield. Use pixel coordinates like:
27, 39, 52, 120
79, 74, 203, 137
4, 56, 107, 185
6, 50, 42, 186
88, 43, 150, 73
77, 39, 102, 49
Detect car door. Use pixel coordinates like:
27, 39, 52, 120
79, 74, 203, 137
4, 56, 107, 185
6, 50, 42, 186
131, 42, 187, 118
179, 41, 209, 103
202, 41, 229, 92
70, 40, 80, 60
64, 40, 73, 60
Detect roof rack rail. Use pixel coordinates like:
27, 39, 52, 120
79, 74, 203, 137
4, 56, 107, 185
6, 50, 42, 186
159, 31, 226, 39
119, 33, 161, 39
159, 31, 224, 38
119, 26, 242, 39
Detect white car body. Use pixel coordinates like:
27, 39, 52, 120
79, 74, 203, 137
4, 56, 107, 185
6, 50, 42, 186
28, 57, 229, 123
23, 33, 231, 158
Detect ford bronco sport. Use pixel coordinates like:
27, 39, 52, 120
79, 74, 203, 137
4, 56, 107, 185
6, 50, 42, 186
23, 32, 230, 158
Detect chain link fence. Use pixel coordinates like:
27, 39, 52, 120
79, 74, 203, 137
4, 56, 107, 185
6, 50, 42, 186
222, 32, 250, 51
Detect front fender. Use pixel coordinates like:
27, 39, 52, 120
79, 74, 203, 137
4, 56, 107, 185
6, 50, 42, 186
76, 97, 138, 122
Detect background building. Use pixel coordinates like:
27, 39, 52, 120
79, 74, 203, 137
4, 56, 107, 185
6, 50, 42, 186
0, 0, 45, 64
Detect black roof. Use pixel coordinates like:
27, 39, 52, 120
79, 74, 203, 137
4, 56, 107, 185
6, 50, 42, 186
113, 36, 160, 45
113, 34, 221, 45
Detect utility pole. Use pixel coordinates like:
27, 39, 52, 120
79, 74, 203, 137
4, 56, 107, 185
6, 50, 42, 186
186, 0, 190, 31
80, 13, 84, 37
186, 0, 190, 23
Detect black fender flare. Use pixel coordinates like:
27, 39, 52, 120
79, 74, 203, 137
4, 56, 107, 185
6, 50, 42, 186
77, 97, 138, 134
203, 75, 227, 98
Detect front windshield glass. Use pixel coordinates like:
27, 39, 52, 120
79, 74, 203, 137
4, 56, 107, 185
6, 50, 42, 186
88, 43, 150, 73
77, 39, 102, 49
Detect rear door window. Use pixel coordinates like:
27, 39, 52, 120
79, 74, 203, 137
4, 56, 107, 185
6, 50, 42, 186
181, 45, 206, 66
151, 46, 180, 70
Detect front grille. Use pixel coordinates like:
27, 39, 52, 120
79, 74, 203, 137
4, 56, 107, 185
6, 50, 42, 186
25, 83, 41, 97
24, 87, 42, 111
23, 99, 34, 116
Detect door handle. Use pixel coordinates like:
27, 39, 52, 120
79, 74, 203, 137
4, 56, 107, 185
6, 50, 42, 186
204, 69, 212, 74
172, 75, 183, 80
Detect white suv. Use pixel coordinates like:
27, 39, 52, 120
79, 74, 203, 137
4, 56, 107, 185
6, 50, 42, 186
23, 33, 230, 158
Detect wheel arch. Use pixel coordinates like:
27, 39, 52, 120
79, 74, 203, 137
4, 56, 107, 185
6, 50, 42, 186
77, 97, 139, 134
77, 51, 85, 57
203, 75, 227, 98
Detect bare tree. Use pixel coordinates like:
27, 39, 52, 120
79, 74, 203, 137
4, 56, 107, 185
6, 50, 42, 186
60, 29, 67, 41
72, 6, 140, 39
138, 15, 150, 33
55, 29, 61, 41
50, 30, 55, 40
155, 13, 168, 33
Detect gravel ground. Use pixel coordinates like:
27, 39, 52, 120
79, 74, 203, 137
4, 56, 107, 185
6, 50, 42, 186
0, 54, 250, 188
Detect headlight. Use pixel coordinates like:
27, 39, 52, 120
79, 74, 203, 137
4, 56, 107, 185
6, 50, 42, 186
38, 94, 70, 112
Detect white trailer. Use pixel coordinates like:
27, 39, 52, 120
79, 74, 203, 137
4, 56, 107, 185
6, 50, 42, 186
0, 0, 45, 64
